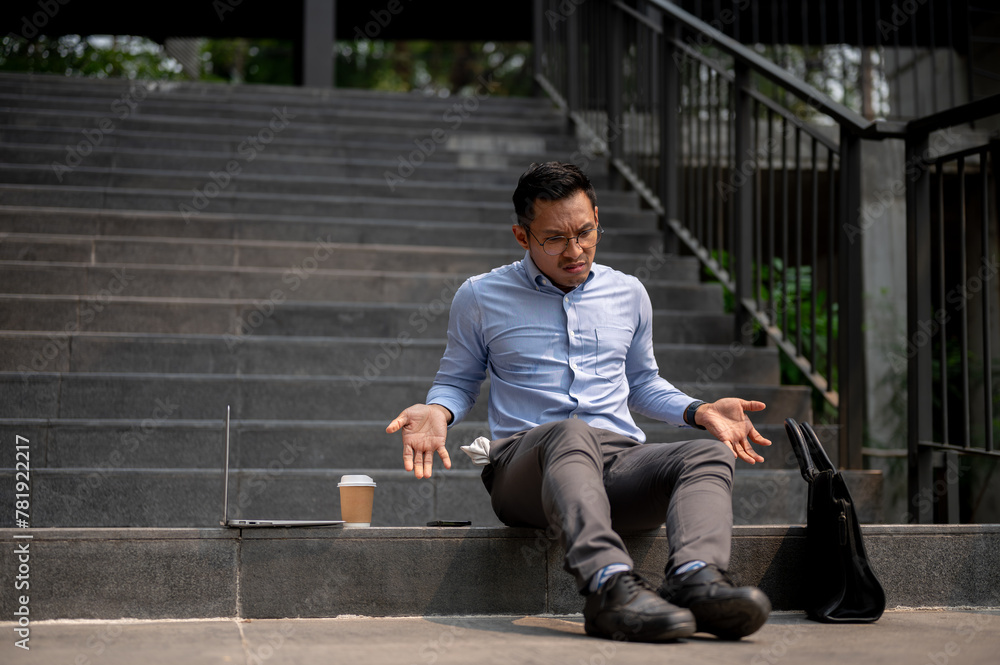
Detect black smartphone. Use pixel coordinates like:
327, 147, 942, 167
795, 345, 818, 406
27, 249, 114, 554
426, 520, 472, 527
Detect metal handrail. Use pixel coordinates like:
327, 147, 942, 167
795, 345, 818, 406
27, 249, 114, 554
647, 0, 875, 134
534, 0, 1000, 504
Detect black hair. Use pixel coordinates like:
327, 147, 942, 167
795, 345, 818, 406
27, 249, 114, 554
511, 162, 597, 228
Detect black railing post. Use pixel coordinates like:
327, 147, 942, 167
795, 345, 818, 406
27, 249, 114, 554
838, 127, 865, 470
660, 13, 680, 254
607, 1, 624, 191
566, 4, 581, 131
533, 0, 545, 97
906, 131, 935, 523
733, 60, 754, 345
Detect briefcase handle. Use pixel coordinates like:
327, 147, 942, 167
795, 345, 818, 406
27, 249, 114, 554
784, 417, 817, 481
800, 421, 836, 473
784, 418, 838, 482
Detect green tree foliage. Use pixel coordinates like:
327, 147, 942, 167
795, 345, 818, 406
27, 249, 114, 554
1, 34, 534, 96
0, 34, 184, 79
336, 40, 533, 96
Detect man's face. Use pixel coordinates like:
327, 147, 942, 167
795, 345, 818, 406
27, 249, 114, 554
512, 190, 599, 293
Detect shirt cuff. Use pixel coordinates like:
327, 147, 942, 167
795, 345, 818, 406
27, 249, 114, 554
425, 396, 463, 428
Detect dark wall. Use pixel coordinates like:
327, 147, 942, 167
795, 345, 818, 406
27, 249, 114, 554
2, 0, 535, 43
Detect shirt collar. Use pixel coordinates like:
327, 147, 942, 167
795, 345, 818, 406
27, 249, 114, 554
520, 250, 597, 293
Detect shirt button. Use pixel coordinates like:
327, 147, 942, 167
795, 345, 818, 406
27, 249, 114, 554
569, 330, 575, 337
572, 414, 579, 419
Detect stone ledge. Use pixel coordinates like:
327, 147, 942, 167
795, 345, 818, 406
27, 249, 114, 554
2, 525, 998, 620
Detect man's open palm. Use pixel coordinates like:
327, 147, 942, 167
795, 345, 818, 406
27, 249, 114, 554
696, 398, 772, 464
386, 404, 452, 479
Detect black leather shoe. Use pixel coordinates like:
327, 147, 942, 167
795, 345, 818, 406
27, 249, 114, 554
658, 564, 771, 640
584, 570, 696, 642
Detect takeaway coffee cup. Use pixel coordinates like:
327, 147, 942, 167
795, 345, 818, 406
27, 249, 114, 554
338, 475, 377, 527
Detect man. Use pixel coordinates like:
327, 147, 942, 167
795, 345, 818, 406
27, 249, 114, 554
387, 162, 772, 642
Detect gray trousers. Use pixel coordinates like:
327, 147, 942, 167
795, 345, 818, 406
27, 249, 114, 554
483, 418, 735, 593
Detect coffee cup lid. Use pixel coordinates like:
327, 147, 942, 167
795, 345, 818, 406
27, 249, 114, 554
338, 474, 377, 487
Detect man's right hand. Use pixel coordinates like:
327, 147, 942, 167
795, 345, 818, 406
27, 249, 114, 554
385, 403, 453, 479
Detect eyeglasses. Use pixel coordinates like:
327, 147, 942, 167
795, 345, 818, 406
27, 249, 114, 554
526, 226, 604, 256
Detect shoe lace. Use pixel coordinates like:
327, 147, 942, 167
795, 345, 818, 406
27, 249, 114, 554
617, 571, 655, 594
663, 564, 732, 594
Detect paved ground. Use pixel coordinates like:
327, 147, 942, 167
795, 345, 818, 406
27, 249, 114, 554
3, 610, 999, 664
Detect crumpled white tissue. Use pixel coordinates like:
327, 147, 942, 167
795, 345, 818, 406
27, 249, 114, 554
460, 436, 491, 466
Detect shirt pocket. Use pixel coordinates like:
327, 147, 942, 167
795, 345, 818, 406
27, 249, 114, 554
594, 327, 633, 382
488, 328, 550, 375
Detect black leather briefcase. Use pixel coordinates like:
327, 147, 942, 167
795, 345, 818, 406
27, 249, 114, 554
784, 418, 886, 622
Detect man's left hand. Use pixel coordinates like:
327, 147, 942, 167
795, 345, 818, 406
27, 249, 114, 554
695, 398, 772, 464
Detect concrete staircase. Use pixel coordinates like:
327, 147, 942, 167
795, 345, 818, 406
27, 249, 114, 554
0, 71, 886, 531
5, 72, 1000, 623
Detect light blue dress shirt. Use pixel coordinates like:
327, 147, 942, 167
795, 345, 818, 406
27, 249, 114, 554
426, 251, 700, 441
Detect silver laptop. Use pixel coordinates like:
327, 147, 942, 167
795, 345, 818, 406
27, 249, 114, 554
221, 405, 344, 528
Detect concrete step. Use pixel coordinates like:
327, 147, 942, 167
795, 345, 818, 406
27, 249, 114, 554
0, 184, 659, 227
2, 372, 812, 422
0, 332, 780, 383
0, 233, 689, 278
1, 525, 996, 619
0, 294, 737, 344
0, 163, 642, 208
0, 124, 592, 172
0, 142, 543, 185
0, 261, 722, 308
0, 206, 656, 252
0, 105, 575, 152
0, 91, 570, 131
0, 85, 564, 121
0, 70, 550, 98
0, 72, 557, 110
0, 466, 879, 528
0, 419, 826, 472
